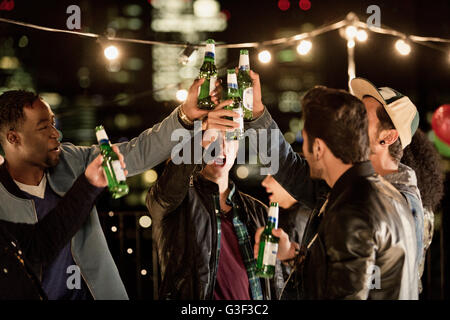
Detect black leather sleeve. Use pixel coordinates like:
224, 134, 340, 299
145, 160, 202, 222
322, 205, 377, 299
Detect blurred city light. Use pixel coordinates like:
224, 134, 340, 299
104, 45, 119, 60
143, 169, 158, 185
395, 39, 411, 55
194, 0, 219, 18
296, 40, 312, 55
139, 216, 152, 229
258, 50, 272, 63
236, 166, 249, 179
176, 89, 188, 102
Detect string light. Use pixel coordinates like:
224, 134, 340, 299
127, 248, 133, 254
141, 269, 147, 276
258, 50, 272, 64
296, 40, 312, 55
347, 39, 356, 49
395, 39, 411, 56
104, 45, 119, 60
356, 29, 368, 42
111, 226, 117, 232
345, 25, 358, 39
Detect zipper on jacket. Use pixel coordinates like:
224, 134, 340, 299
29, 200, 43, 283
208, 193, 222, 299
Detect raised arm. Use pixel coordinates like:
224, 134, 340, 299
244, 71, 328, 209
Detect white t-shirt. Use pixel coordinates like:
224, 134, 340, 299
14, 174, 47, 199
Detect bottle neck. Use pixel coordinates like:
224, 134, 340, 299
98, 139, 111, 150
204, 49, 215, 63
227, 85, 240, 98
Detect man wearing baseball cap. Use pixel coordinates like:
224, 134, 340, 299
349, 77, 425, 292
244, 71, 423, 298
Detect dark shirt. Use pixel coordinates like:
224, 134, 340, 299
213, 210, 251, 300
23, 182, 92, 300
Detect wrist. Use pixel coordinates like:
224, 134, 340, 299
180, 103, 194, 122
253, 103, 265, 119
178, 104, 194, 128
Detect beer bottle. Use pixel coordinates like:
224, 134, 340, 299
256, 202, 279, 278
198, 39, 218, 110
95, 125, 129, 199
237, 49, 253, 120
225, 69, 244, 140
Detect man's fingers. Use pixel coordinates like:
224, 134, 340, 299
112, 145, 126, 169
214, 99, 233, 110
190, 78, 205, 93
250, 70, 261, 90
208, 109, 240, 119
207, 118, 240, 128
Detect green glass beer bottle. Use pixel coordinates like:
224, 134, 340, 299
95, 125, 129, 199
256, 202, 279, 278
198, 39, 218, 110
237, 49, 253, 120
224, 69, 244, 140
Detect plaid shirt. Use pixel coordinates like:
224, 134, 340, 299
213, 183, 264, 300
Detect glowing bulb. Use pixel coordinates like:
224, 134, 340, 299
356, 30, 368, 42
345, 26, 358, 39
104, 45, 119, 60
296, 40, 312, 55
347, 40, 355, 49
111, 226, 117, 232
176, 89, 188, 102
139, 215, 152, 228
258, 50, 272, 64
108, 211, 114, 217
141, 269, 147, 276
395, 39, 411, 56
127, 248, 133, 254
236, 166, 249, 179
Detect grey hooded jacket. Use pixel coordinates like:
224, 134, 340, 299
0, 107, 185, 299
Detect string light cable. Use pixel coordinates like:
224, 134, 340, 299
1, 15, 448, 50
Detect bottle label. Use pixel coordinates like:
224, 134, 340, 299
111, 160, 126, 182
262, 242, 278, 266
239, 55, 250, 70
209, 76, 217, 94
242, 87, 253, 111
205, 43, 215, 56
96, 129, 109, 143
234, 107, 244, 129
197, 76, 217, 98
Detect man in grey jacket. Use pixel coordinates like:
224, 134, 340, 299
0, 78, 232, 299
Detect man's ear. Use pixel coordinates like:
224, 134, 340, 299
6, 130, 19, 146
379, 129, 399, 146
313, 138, 326, 160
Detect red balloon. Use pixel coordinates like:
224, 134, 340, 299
432, 104, 450, 145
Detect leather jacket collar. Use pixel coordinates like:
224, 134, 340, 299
329, 161, 376, 205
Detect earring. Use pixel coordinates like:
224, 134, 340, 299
380, 140, 385, 145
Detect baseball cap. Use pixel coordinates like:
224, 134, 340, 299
350, 77, 419, 149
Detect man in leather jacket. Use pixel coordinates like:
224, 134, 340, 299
146, 120, 280, 300
254, 86, 418, 299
